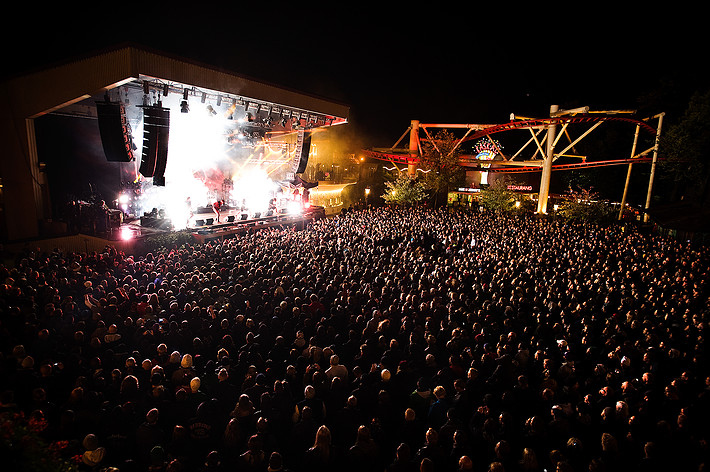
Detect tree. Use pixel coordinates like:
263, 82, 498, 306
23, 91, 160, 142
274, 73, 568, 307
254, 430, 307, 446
557, 187, 615, 223
382, 172, 427, 205
418, 129, 465, 207
478, 177, 516, 213
660, 88, 710, 203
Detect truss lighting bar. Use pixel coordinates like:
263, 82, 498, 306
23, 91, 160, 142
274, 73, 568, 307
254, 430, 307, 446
136, 78, 344, 128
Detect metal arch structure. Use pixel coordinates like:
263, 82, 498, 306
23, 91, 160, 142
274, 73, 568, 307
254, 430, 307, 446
363, 106, 664, 216
457, 114, 657, 142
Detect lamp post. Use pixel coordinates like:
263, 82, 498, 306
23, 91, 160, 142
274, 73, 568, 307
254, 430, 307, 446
365, 187, 371, 206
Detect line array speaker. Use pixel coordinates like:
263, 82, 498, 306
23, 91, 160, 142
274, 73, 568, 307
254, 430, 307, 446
139, 106, 170, 185
295, 131, 312, 174
96, 101, 135, 162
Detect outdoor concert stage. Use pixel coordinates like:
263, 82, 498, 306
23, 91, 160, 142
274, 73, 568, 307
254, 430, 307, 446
110, 204, 326, 244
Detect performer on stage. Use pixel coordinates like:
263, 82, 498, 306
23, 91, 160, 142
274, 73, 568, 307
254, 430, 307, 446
93, 199, 110, 234
213, 200, 224, 222
186, 197, 193, 226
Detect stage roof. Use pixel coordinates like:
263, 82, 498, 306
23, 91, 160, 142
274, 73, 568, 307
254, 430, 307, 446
2, 43, 349, 123
0, 44, 350, 241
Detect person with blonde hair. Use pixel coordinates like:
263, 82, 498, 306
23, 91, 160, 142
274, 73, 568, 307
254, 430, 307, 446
428, 385, 449, 429
304, 424, 336, 472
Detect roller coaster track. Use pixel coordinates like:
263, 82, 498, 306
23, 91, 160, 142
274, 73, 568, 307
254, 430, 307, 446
462, 157, 658, 173
364, 115, 659, 170
459, 115, 656, 142
366, 150, 659, 172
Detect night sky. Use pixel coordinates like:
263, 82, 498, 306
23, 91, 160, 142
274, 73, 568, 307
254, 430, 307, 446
4, 4, 706, 209
6, 6, 703, 145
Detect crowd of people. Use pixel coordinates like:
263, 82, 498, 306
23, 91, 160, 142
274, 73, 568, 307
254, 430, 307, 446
1, 206, 708, 472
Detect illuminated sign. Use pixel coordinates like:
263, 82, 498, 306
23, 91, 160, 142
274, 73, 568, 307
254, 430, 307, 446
473, 138, 502, 161
456, 188, 481, 193
507, 185, 533, 191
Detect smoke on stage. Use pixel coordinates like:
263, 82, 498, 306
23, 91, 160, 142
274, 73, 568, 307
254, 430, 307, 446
118, 89, 301, 229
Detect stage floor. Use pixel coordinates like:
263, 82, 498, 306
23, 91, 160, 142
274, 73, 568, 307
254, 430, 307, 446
106, 205, 324, 242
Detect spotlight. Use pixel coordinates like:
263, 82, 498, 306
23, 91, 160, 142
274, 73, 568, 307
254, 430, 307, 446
180, 89, 189, 113
163, 83, 169, 96
228, 99, 237, 120
206, 105, 217, 116
216, 95, 222, 107
120, 227, 134, 241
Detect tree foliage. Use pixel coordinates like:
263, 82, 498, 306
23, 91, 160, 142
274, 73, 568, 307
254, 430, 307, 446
660, 88, 710, 202
557, 187, 615, 223
382, 172, 427, 205
418, 129, 465, 206
478, 178, 516, 213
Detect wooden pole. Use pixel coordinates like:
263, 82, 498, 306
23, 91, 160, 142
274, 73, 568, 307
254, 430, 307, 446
619, 124, 641, 220
644, 113, 665, 222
